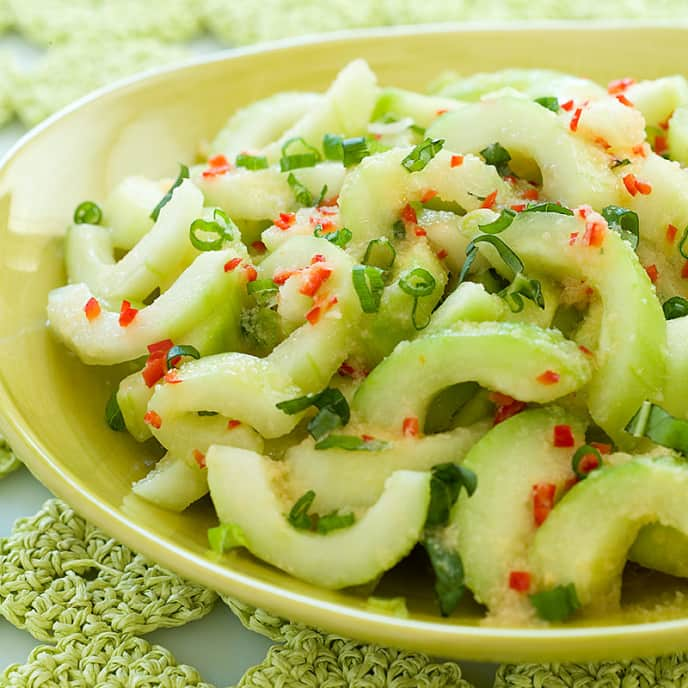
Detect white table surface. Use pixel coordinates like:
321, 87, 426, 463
0, 30, 496, 687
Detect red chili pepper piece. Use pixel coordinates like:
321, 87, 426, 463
537, 370, 560, 385
84, 297, 101, 321
421, 189, 438, 203
311, 253, 327, 264
481, 190, 498, 209
560, 99, 574, 112
623, 173, 639, 196
227, 419, 241, 430
251, 240, 267, 254
578, 344, 594, 356
616, 94, 634, 107
522, 187, 539, 201
143, 410, 162, 429
299, 265, 332, 297
590, 441, 612, 454
569, 107, 583, 132
224, 257, 242, 272
532, 482, 556, 526
682, 261, 688, 279
147, 339, 173, 354
402, 416, 420, 438
273, 269, 299, 285
118, 300, 138, 327
202, 154, 232, 178
667, 224, 678, 242
401, 203, 417, 224
553, 424, 575, 448
361, 434, 375, 442
274, 212, 296, 230
450, 154, 464, 167
635, 179, 652, 195
654, 135, 668, 154
414, 226, 427, 237
509, 571, 531, 592
490, 392, 527, 425
244, 265, 258, 282
164, 369, 182, 384
435, 108, 448, 116
607, 77, 635, 94
645, 264, 659, 283
583, 221, 605, 248
436, 248, 448, 260
511, 203, 526, 212
193, 449, 206, 469
578, 452, 601, 475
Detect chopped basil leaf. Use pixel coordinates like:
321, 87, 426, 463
287, 172, 313, 206
314, 434, 389, 451
280, 137, 321, 172
626, 401, 688, 455
288, 490, 316, 530
392, 219, 407, 240
316, 511, 355, 534
401, 138, 445, 172
679, 226, 688, 260
423, 532, 465, 616
522, 202, 574, 216
105, 391, 125, 431
480, 142, 512, 177
530, 583, 580, 621
571, 444, 603, 479
197, 410, 219, 416
314, 225, 352, 248
151, 163, 189, 221
236, 153, 269, 170
342, 136, 370, 167
363, 237, 396, 269
74, 201, 102, 225
425, 463, 477, 528
189, 208, 237, 251
534, 96, 560, 112
323, 133, 344, 160
208, 523, 248, 553
352, 265, 385, 313
308, 407, 344, 441
277, 388, 350, 442
166, 344, 201, 370
611, 158, 632, 169
502, 272, 545, 313
479, 208, 516, 234
663, 296, 688, 320
601, 205, 639, 250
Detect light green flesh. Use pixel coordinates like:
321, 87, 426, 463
117, 372, 154, 442
285, 421, 489, 513
372, 87, 461, 128
626, 76, 688, 130
532, 456, 688, 609
206, 446, 431, 589
210, 92, 321, 159
132, 453, 209, 511
338, 147, 515, 258
415, 208, 469, 274
425, 282, 506, 334
451, 408, 586, 618
668, 106, 688, 166
66, 179, 202, 303
466, 212, 666, 441
48, 249, 244, 365
102, 176, 161, 251
261, 59, 378, 162
629, 524, 688, 578
353, 321, 591, 432
656, 315, 688, 418
427, 97, 622, 209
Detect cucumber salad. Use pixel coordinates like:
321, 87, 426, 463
47, 60, 688, 625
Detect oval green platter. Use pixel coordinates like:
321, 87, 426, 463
1, 22, 688, 663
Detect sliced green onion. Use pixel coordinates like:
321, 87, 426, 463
340, 136, 370, 167
151, 163, 189, 221
626, 401, 688, 455
280, 137, 321, 172
422, 532, 465, 616
352, 265, 385, 313
399, 267, 436, 297
166, 344, 201, 369
522, 202, 574, 216
314, 434, 389, 451
601, 205, 639, 250
189, 208, 236, 251
277, 388, 350, 443
571, 444, 603, 479
463, 235, 524, 276
316, 511, 355, 534
288, 490, 316, 530
208, 523, 248, 553
392, 220, 407, 240
307, 408, 343, 441
313, 225, 352, 248
425, 463, 477, 528
316, 184, 328, 206
401, 138, 445, 173
480, 142, 512, 177
534, 96, 560, 113
105, 391, 125, 431
323, 133, 344, 160
74, 201, 102, 225
363, 237, 396, 269
663, 296, 688, 320
611, 158, 632, 169
502, 272, 546, 313
530, 583, 580, 622
679, 226, 688, 260
287, 172, 313, 206
236, 153, 269, 170
479, 208, 516, 234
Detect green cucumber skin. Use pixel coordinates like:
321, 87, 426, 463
532, 456, 688, 608
470, 212, 666, 442
353, 321, 591, 433
629, 523, 688, 578
451, 408, 586, 617
626, 76, 688, 130
372, 87, 460, 128
427, 97, 622, 209
206, 446, 432, 589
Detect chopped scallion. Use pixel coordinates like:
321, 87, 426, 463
287, 172, 313, 206
314, 434, 389, 451
679, 226, 688, 260
189, 208, 236, 251
522, 202, 574, 216
74, 201, 102, 225
399, 268, 436, 297
151, 163, 189, 221
166, 344, 201, 370
530, 583, 580, 621
401, 138, 445, 173
352, 265, 385, 313
479, 208, 516, 234
236, 153, 269, 170
288, 490, 316, 530
342, 136, 370, 167
663, 296, 688, 320
314, 225, 352, 248
363, 237, 396, 269
280, 137, 321, 172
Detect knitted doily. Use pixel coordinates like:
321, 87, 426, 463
0, 498, 217, 642
0, 432, 21, 479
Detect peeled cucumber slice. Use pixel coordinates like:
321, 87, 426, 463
625, 76, 688, 130
427, 97, 623, 209
425, 282, 507, 334
353, 321, 592, 433
117, 372, 155, 442
206, 445, 432, 589
210, 92, 322, 159
629, 523, 688, 579
531, 456, 688, 609
668, 106, 688, 166
372, 87, 461, 128
66, 179, 202, 302
285, 421, 489, 512
48, 249, 245, 365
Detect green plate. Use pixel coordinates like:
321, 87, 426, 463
1, 22, 688, 664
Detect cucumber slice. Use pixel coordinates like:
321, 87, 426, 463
425, 282, 506, 334
210, 92, 321, 159
655, 314, 688, 419
531, 456, 688, 608
372, 88, 461, 128
415, 208, 469, 274
261, 59, 378, 162
48, 249, 244, 365
147, 353, 303, 439
132, 453, 209, 512
668, 106, 688, 165
468, 211, 665, 441
194, 162, 345, 221
451, 408, 586, 616
629, 524, 688, 578
117, 372, 155, 442
66, 179, 202, 302
625, 76, 688, 130
206, 446, 432, 588
338, 147, 515, 257
353, 321, 591, 433
102, 176, 162, 250
427, 97, 622, 209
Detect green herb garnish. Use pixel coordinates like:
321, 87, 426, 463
601, 205, 639, 250
74, 201, 102, 225
287, 489, 355, 533
166, 344, 201, 370
314, 225, 352, 248
287, 172, 313, 206
530, 583, 581, 621
663, 296, 688, 320
236, 153, 269, 170
277, 387, 351, 441
208, 523, 248, 553
425, 463, 478, 528
105, 391, 125, 431
480, 142, 512, 177
151, 163, 189, 221
363, 237, 396, 269
401, 138, 445, 172
314, 434, 389, 451
280, 137, 321, 172
352, 265, 385, 313
479, 208, 516, 234
189, 208, 236, 251
626, 401, 688, 455
522, 202, 574, 216
423, 532, 465, 616
534, 96, 560, 113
